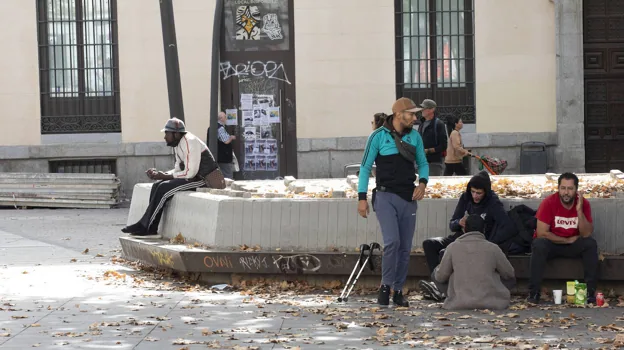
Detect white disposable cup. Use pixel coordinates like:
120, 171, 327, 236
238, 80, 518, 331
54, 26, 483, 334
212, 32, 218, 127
553, 290, 563, 304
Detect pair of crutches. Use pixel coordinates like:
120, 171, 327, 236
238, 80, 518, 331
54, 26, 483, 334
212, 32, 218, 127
337, 242, 381, 302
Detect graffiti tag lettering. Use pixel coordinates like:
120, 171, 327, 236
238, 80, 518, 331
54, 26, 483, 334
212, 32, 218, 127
220, 61, 291, 85
151, 251, 174, 268
272, 254, 321, 273
239, 256, 269, 271
203, 255, 234, 269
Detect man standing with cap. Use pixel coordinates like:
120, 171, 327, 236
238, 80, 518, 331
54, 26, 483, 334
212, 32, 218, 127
417, 99, 447, 176
121, 117, 219, 238
357, 97, 430, 307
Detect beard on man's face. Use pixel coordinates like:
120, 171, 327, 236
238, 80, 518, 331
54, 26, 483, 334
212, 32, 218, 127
165, 134, 180, 147
559, 191, 575, 204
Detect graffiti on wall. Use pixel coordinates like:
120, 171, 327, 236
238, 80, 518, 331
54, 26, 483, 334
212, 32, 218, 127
224, 0, 289, 51
236, 6, 262, 40
262, 13, 283, 40
239, 256, 269, 270
220, 61, 291, 85
151, 251, 174, 268
199, 253, 325, 274
272, 254, 321, 273
203, 255, 234, 269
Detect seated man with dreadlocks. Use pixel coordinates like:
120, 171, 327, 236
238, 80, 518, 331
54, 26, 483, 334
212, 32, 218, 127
122, 117, 218, 238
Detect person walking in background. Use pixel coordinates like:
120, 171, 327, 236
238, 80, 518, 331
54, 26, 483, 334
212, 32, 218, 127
357, 98, 430, 307
371, 112, 387, 130
444, 116, 471, 176
417, 99, 447, 176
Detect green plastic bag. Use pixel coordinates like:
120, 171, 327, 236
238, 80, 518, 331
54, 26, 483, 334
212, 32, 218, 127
575, 281, 587, 305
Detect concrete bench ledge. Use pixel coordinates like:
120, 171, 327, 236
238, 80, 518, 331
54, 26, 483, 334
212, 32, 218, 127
119, 236, 624, 281
128, 182, 624, 254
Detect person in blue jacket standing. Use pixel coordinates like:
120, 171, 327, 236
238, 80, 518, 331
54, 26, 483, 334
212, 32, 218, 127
357, 97, 430, 307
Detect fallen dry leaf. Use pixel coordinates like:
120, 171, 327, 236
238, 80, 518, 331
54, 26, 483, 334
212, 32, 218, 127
170, 233, 185, 244
594, 338, 613, 344
82, 248, 89, 254
172, 339, 205, 345
69, 259, 77, 263
377, 327, 388, 337
615, 334, 624, 346
436, 336, 453, 344
474, 336, 496, 343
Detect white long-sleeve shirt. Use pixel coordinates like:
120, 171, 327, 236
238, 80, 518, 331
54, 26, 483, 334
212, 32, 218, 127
168, 132, 209, 179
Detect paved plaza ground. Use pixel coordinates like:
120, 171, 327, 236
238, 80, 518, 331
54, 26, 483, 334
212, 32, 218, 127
1, 208, 624, 349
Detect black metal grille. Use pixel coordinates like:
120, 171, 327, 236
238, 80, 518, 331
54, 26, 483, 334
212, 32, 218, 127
36, 0, 121, 134
49, 159, 117, 174
395, 0, 475, 123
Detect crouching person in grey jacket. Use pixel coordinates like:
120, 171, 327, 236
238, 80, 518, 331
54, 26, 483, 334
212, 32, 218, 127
433, 214, 516, 310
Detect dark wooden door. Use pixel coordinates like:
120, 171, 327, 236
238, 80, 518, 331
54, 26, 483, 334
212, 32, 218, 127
219, 0, 296, 180
584, 0, 624, 172
220, 66, 292, 180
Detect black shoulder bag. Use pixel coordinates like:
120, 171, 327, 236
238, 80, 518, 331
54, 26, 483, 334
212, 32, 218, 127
389, 130, 416, 164
372, 130, 417, 212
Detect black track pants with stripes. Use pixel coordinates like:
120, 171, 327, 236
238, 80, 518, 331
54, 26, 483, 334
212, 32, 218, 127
137, 178, 205, 233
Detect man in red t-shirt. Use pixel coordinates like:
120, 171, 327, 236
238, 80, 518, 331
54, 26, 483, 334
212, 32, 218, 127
527, 172, 598, 304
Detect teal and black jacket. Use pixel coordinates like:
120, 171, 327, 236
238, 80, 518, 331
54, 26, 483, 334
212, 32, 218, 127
358, 125, 429, 202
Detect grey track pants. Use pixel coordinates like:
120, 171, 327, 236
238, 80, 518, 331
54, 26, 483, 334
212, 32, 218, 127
374, 191, 418, 291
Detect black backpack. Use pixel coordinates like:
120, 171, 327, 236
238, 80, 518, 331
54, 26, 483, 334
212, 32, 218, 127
506, 204, 537, 253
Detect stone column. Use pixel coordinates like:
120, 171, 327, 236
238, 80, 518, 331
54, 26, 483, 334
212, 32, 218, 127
555, 0, 585, 173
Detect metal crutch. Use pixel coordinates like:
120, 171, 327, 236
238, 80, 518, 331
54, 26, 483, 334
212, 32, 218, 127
338, 242, 381, 302
337, 244, 370, 302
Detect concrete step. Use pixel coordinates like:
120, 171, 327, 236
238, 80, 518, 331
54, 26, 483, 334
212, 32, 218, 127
119, 236, 624, 281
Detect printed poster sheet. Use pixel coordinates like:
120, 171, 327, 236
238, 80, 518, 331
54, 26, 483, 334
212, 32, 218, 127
240, 94, 253, 111
244, 156, 256, 171
260, 126, 273, 139
267, 107, 280, 124
252, 105, 270, 126
225, 109, 238, 126
244, 126, 257, 140
267, 155, 278, 171
266, 139, 278, 155
242, 110, 253, 126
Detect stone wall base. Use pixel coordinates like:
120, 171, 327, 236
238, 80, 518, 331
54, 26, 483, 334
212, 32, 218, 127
297, 132, 560, 178
0, 142, 172, 199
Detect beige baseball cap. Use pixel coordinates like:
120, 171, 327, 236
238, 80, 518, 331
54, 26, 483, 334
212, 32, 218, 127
392, 97, 423, 115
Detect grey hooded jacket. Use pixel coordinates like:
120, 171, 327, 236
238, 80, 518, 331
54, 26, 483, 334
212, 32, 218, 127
433, 231, 515, 310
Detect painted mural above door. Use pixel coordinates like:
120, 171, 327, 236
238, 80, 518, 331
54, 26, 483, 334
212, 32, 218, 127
223, 0, 289, 52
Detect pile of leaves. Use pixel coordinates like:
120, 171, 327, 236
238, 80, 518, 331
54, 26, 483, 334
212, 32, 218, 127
242, 175, 624, 200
